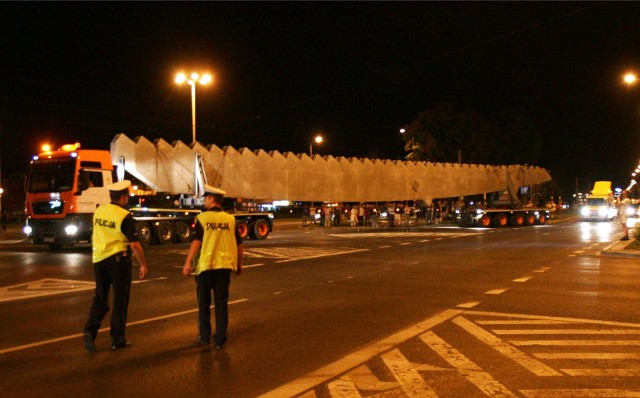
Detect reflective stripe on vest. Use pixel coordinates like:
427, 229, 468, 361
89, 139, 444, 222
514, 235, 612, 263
195, 210, 237, 274
92, 204, 130, 263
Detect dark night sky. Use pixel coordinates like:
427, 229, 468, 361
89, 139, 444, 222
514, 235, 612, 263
2, 2, 640, 194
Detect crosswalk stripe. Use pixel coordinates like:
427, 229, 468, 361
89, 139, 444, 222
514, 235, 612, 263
510, 340, 640, 346
519, 389, 640, 397
533, 353, 640, 359
562, 368, 640, 377
478, 320, 573, 325
327, 375, 362, 398
420, 330, 517, 398
493, 329, 640, 335
380, 348, 438, 398
347, 365, 399, 392
453, 316, 562, 376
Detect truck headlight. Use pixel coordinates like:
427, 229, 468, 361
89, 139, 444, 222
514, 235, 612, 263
23, 226, 33, 235
476, 209, 483, 215
581, 207, 589, 216
65, 225, 79, 235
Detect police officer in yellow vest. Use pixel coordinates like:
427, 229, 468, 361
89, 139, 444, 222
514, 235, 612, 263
83, 180, 148, 352
182, 185, 243, 350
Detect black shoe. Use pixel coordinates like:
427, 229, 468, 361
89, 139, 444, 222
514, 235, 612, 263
83, 332, 96, 353
111, 340, 131, 350
194, 337, 210, 346
214, 342, 225, 351
621, 236, 630, 241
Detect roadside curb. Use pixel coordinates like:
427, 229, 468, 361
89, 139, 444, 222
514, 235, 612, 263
601, 238, 640, 258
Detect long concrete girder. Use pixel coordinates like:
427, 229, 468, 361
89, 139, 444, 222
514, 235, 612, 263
110, 134, 551, 203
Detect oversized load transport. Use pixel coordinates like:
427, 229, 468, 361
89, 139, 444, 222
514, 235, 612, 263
580, 181, 615, 221
111, 134, 551, 204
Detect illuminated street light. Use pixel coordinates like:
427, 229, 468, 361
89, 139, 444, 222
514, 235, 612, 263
309, 134, 323, 156
175, 71, 213, 145
624, 72, 638, 85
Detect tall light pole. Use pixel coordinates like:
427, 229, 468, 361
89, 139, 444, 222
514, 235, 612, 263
309, 134, 323, 156
175, 72, 212, 145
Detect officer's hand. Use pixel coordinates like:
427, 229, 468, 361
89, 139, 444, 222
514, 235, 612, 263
182, 263, 193, 277
139, 265, 148, 279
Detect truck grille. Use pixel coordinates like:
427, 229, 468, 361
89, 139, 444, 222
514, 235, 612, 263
32, 200, 65, 215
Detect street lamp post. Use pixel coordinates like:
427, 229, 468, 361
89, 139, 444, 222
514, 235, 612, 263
309, 135, 323, 156
175, 72, 212, 145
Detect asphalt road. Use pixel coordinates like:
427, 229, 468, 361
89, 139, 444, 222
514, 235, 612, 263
1, 219, 640, 397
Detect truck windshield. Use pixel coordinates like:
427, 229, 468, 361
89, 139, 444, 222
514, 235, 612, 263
586, 198, 607, 206
28, 158, 76, 193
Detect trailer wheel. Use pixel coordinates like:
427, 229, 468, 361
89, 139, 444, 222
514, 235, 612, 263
523, 213, 536, 226
136, 222, 152, 247
249, 219, 270, 240
237, 222, 249, 240
493, 213, 508, 227
536, 214, 547, 225
510, 213, 524, 227
174, 221, 192, 243
478, 214, 492, 227
155, 221, 174, 245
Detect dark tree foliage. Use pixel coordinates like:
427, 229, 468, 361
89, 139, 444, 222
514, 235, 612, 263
402, 103, 543, 166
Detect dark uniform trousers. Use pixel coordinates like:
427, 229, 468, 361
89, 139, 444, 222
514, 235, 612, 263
196, 269, 231, 345
84, 254, 132, 343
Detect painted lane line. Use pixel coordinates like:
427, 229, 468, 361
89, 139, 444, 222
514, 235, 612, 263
380, 348, 438, 398
0, 298, 249, 355
493, 329, 640, 335
486, 289, 508, 295
243, 263, 264, 269
418, 240, 429, 243
456, 302, 481, 308
519, 389, 640, 398
534, 267, 551, 273
452, 316, 561, 376
533, 352, 640, 359
419, 331, 517, 398
379, 245, 391, 249
399, 242, 411, 246
258, 309, 462, 398
463, 310, 640, 328
573, 250, 585, 254
513, 276, 532, 283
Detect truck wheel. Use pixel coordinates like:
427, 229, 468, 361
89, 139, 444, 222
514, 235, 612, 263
174, 221, 192, 243
155, 221, 174, 245
478, 214, 492, 227
493, 213, 508, 227
136, 222, 152, 247
237, 222, 249, 240
523, 213, 536, 226
536, 214, 547, 225
249, 219, 270, 240
510, 213, 524, 227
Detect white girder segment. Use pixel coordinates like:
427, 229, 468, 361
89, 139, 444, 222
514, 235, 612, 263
111, 134, 552, 201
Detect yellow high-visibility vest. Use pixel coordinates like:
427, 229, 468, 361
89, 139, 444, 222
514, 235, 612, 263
92, 203, 130, 263
195, 210, 237, 274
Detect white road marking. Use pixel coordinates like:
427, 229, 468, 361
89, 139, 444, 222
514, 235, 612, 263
258, 309, 462, 398
534, 267, 551, 273
562, 368, 640, 377
399, 242, 411, 246
486, 289, 509, 295
243, 263, 264, 269
493, 329, 640, 335
380, 348, 438, 398
453, 316, 562, 376
510, 340, 640, 346
533, 353, 640, 359
457, 301, 482, 308
330, 231, 480, 239
420, 331, 517, 398
0, 277, 165, 303
0, 298, 249, 355
519, 389, 640, 397
513, 276, 532, 282
379, 245, 391, 248
346, 364, 399, 392
327, 375, 362, 398
478, 320, 572, 325
274, 248, 369, 263
573, 250, 585, 254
